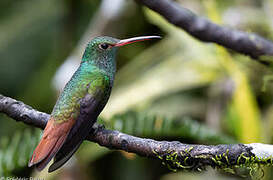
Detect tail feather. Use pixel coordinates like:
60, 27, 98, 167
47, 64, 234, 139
28, 118, 75, 171
36, 134, 67, 171
48, 142, 82, 172
48, 115, 97, 172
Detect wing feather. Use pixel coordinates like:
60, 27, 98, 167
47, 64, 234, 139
48, 74, 110, 172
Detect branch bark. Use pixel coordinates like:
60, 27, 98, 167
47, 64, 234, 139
135, 0, 273, 64
1, 94, 273, 171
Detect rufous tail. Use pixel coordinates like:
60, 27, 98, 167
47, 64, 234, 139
28, 117, 75, 171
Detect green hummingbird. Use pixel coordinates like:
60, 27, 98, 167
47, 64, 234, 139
28, 35, 161, 172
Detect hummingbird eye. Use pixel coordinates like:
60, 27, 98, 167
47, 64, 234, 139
99, 43, 110, 50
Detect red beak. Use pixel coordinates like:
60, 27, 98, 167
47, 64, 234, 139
114, 36, 161, 47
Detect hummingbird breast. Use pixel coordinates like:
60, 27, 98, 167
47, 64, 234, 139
51, 63, 112, 123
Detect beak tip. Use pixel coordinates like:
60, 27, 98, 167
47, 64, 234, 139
115, 35, 162, 47
154, 35, 162, 39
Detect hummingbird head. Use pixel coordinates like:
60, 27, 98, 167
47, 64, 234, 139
81, 35, 161, 78
82, 35, 161, 62
82, 36, 119, 62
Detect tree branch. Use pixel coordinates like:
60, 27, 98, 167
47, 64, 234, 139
135, 0, 273, 64
1, 94, 273, 171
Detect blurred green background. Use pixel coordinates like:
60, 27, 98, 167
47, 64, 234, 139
0, 0, 273, 179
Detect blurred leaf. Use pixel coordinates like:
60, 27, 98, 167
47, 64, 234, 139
103, 110, 236, 144
204, 0, 262, 143
0, 129, 40, 176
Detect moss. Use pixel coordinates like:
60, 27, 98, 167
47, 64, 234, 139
153, 147, 196, 171
152, 146, 273, 178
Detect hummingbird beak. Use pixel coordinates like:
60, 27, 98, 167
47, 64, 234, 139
114, 36, 161, 47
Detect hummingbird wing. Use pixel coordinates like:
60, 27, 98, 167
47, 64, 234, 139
48, 74, 111, 172
29, 72, 110, 172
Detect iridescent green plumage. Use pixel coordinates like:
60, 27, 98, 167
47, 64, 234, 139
52, 64, 111, 122
29, 35, 161, 172
52, 36, 119, 123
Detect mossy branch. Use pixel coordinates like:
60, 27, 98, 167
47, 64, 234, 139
0, 94, 273, 172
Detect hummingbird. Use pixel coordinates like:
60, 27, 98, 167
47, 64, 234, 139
28, 35, 161, 172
